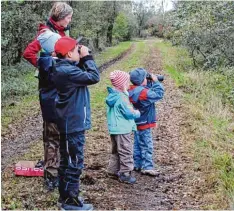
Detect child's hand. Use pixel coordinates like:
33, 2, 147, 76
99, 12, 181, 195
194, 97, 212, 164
151, 74, 158, 82
79, 45, 89, 58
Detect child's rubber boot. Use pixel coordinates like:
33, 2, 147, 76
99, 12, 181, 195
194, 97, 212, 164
61, 203, 93, 211
57, 196, 84, 209
119, 172, 136, 184
59, 195, 93, 210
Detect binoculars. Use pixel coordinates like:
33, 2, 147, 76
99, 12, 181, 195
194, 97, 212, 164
146, 73, 164, 82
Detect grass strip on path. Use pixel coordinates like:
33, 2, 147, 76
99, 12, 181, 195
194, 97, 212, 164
95, 41, 132, 67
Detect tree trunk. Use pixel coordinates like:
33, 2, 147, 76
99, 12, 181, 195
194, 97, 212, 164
106, 1, 116, 46
107, 24, 113, 46
95, 32, 99, 50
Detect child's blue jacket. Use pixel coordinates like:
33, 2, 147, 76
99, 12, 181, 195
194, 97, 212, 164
106, 87, 140, 134
53, 55, 100, 134
128, 81, 164, 130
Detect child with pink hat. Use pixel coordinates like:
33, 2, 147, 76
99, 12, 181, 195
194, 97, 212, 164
106, 70, 140, 184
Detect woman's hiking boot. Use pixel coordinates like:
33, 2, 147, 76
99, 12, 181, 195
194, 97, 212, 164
106, 170, 119, 179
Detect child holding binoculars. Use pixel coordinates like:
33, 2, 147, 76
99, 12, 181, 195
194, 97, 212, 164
128, 68, 164, 176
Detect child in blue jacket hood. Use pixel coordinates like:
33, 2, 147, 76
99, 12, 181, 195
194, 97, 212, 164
128, 68, 164, 176
106, 70, 140, 184
53, 36, 100, 211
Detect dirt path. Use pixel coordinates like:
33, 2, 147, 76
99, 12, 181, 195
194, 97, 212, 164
83, 40, 205, 209
2, 39, 208, 210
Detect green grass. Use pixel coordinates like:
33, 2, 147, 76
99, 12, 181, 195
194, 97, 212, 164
156, 41, 234, 209
156, 42, 191, 87
164, 65, 185, 87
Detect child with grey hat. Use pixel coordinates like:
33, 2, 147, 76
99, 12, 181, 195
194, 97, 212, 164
37, 30, 61, 190
37, 30, 61, 55
128, 68, 164, 176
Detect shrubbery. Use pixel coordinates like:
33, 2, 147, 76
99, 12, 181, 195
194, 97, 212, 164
163, 2, 234, 69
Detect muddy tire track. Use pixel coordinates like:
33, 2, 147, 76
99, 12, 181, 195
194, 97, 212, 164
99, 44, 134, 72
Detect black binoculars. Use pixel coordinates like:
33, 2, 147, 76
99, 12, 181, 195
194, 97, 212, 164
146, 73, 164, 82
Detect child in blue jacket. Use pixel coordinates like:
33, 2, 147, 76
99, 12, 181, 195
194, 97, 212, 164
128, 68, 164, 176
106, 70, 140, 184
53, 36, 100, 210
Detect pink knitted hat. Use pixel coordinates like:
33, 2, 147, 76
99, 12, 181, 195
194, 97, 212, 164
110, 70, 130, 91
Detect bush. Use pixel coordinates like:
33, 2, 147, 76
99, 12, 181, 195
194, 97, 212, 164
1, 1, 52, 66
113, 13, 131, 41
163, 2, 234, 69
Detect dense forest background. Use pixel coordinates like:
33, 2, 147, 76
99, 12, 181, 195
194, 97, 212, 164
1, 0, 234, 105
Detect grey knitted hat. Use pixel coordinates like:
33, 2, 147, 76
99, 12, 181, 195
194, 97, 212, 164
37, 30, 61, 53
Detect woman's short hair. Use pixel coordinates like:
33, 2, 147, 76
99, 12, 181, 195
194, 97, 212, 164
49, 2, 73, 21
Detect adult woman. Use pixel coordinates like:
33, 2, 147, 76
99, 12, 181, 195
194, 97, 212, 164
23, 2, 73, 190
23, 2, 72, 66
